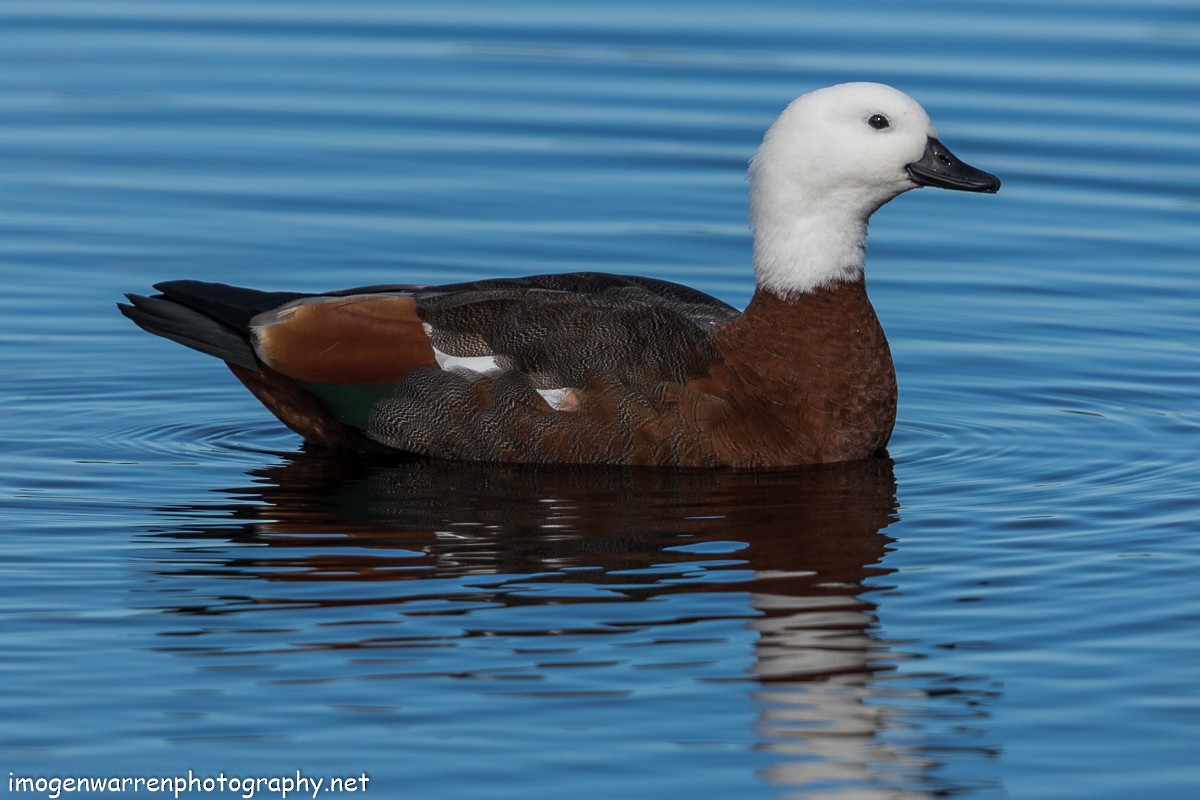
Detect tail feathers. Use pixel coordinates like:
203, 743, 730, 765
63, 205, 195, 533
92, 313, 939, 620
119, 293, 259, 370
118, 281, 314, 370
151, 280, 309, 331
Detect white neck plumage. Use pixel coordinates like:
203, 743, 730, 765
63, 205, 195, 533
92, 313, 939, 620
749, 197, 869, 298
747, 148, 883, 299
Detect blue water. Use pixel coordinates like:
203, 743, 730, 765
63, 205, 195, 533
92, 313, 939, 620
2, 1, 1198, 798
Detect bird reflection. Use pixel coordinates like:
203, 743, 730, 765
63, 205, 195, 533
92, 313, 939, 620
196, 452, 897, 597
148, 452, 996, 798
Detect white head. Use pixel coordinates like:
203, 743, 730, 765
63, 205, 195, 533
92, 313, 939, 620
748, 82, 998, 297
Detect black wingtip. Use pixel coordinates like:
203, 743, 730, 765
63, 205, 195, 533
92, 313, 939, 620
117, 289, 260, 370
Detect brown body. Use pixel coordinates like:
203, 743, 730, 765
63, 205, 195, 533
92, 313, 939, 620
706, 279, 896, 466
162, 276, 896, 467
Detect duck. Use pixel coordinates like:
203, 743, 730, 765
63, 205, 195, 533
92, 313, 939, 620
119, 82, 999, 468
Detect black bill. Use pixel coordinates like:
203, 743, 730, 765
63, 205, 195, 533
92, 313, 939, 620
906, 137, 1001, 193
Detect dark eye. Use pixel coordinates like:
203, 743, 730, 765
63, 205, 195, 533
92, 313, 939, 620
868, 114, 890, 130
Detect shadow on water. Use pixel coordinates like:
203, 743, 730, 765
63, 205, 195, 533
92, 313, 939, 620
138, 453, 1000, 798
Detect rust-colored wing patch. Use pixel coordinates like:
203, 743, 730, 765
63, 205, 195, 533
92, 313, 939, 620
251, 294, 437, 384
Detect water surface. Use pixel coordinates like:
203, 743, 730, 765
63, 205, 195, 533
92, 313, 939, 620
1, 1, 1198, 798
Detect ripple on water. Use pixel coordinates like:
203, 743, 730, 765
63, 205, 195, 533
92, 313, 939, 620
102, 418, 295, 461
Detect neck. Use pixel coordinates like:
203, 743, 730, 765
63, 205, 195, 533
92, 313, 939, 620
750, 195, 869, 297
748, 154, 879, 296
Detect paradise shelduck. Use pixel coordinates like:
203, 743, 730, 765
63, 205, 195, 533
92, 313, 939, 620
120, 82, 999, 467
